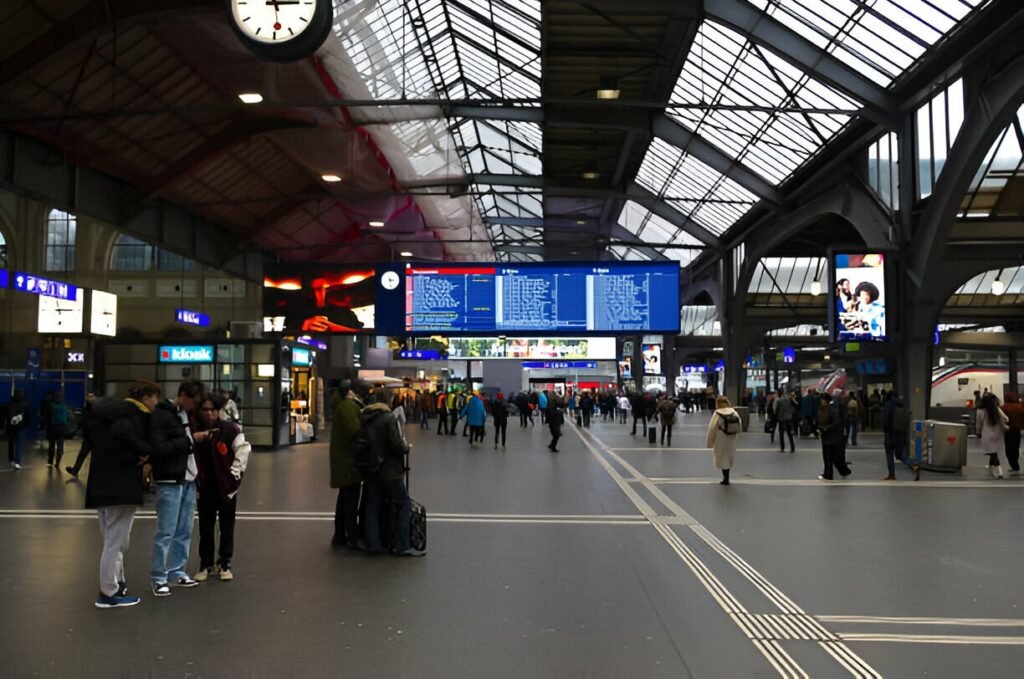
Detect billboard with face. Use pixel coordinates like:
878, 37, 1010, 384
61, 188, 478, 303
263, 265, 375, 334
834, 253, 886, 342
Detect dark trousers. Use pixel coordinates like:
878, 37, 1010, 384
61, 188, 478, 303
778, 420, 795, 452
581, 410, 591, 428
660, 423, 673, 446
437, 411, 449, 435
420, 411, 429, 429
1005, 429, 1021, 472
462, 419, 470, 436
449, 412, 459, 434
549, 425, 561, 451
540, 409, 547, 424
69, 437, 93, 473
197, 492, 237, 569
884, 431, 909, 476
494, 423, 507, 447
820, 443, 851, 479
333, 483, 361, 546
470, 425, 484, 442
362, 477, 411, 553
631, 413, 647, 435
519, 410, 529, 427
47, 425, 66, 465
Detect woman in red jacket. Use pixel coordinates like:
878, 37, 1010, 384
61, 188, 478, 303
193, 393, 251, 582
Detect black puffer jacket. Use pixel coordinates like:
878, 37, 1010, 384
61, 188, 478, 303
85, 398, 153, 508
149, 399, 192, 483
361, 403, 409, 482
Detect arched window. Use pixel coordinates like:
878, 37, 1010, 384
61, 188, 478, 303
46, 209, 77, 272
157, 248, 197, 272
0, 230, 7, 269
110, 234, 153, 271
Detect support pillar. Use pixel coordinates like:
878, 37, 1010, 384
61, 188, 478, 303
1009, 348, 1019, 394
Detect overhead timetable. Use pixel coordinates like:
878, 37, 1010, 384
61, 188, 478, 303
402, 262, 679, 334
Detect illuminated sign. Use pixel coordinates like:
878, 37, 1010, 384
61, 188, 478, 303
398, 349, 443, 360
159, 345, 214, 363
521, 361, 598, 370
682, 364, 707, 374
291, 347, 312, 366
66, 351, 86, 364
782, 347, 796, 364
13, 272, 78, 300
297, 336, 328, 351
175, 308, 210, 327
0, 269, 8, 288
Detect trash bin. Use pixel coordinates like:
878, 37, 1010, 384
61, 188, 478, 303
733, 406, 750, 432
927, 420, 968, 468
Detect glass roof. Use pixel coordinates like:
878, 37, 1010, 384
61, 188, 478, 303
617, 200, 705, 265
949, 266, 1024, 306
767, 324, 829, 336
960, 104, 1024, 219
747, 256, 828, 301
745, 0, 991, 87
670, 20, 860, 185
634, 139, 760, 236
680, 306, 721, 336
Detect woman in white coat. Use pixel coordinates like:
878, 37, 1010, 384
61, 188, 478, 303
977, 394, 1010, 478
707, 396, 741, 485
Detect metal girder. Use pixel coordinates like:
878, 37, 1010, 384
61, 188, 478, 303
651, 115, 784, 205
448, 105, 542, 123
624, 182, 721, 248
703, 0, 897, 125
494, 244, 544, 255
0, 131, 264, 281
911, 53, 1024, 288
0, 0, 216, 87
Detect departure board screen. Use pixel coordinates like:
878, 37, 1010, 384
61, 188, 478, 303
394, 262, 679, 334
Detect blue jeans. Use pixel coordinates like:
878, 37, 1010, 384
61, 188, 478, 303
847, 420, 859, 446
884, 432, 910, 476
7, 429, 24, 465
151, 481, 197, 583
362, 478, 411, 553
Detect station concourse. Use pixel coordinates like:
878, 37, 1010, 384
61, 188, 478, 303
1, 1, 1024, 677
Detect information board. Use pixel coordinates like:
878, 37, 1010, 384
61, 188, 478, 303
378, 262, 679, 335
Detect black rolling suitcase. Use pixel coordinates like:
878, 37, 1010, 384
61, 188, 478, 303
382, 450, 427, 553
648, 427, 657, 444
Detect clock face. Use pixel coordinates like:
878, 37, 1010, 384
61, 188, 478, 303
381, 271, 401, 291
230, 0, 318, 44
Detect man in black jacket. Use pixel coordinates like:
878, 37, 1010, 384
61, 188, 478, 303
547, 395, 565, 452
817, 394, 852, 481
149, 379, 205, 596
360, 391, 423, 556
86, 381, 159, 608
66, 392, 96, 478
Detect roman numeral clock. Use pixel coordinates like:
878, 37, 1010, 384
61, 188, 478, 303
226, 0, 333, 62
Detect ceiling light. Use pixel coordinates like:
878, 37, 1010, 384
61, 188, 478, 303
575, 219, 586, 225
582, 170, 600, 180
400, 251, 413, 258
321, 174, 342, 183
810, 279, 822, 296
369, 221, 384, 227
238, 92, 263, 104
991, 278, 1006, 296
569, 251, 579, 255
596, 77, 620, 100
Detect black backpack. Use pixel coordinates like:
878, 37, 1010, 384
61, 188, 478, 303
353, 427, 383, 474
718, 412, 742, 436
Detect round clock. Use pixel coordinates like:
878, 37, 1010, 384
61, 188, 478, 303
226, 0, 333, 63
381, 271, 401, 291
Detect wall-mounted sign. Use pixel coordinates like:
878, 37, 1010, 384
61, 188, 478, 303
521, 361, 598, 370
619, 358, 632, 380
641, 343, 662, 375
0, 269, 8, 288
13, 272, 78, 300
297, 335, 328, 351
176, 308, 210, 327
91, 290, 118, 337
398, 349, 443, 360
782, 347, 796, 364
66, 351, 86, 364
682, 364, 707, 374
159, 345, 214, 363
38, 287, 84, 333
291, 347, 312, 366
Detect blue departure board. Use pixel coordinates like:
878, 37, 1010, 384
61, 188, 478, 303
389, 262, 679, 335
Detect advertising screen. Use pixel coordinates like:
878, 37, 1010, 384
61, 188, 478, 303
376, 262, 679, 335
642, 343, 662, 375
834, 253, 887, 341
446, 337, 616, 360
263, 264, 375, 334
291, 347, 312, 366
619, 358, 633, 380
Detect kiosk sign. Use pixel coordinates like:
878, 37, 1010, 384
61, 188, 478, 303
159, 345, 214, 363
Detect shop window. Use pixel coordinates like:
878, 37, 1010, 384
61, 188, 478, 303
45, 209, 76, 272
916, 78, 964, 199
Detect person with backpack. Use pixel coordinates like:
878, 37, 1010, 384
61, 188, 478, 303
360, 391, 423, 556
491, 392, 510, 449
6, 389, 26, 470
707, 396, 741, 485
547, 395, 564, 453
882, 391, 910, 479
976, 393, 1010, 479
817, 393, 851, 481
657, 394, 678, 446
772, 390, 796, 453
461, 391, 487, 444
330, 381, 365, 549
579, 392, 594, 428
538, 390, 549, 425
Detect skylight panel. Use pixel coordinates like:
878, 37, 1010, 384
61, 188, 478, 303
745, 0, 990, 86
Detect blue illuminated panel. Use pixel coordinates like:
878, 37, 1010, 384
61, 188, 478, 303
400, 262, 679, 335
175, 308, 210, 327
12, 271, 77, 300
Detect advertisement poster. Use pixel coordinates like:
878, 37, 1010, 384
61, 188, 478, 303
263, 265, 375, 334
619, 358, 632, 380
642, 343, 662, 375
834, 253, 887, 341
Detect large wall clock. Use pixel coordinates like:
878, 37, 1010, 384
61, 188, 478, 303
226, 0, 334, 62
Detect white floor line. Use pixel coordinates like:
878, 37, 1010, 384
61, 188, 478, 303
838, 633, 1024, 645
612, 447, 883, 453
818, 615, 1024, 628
646, 477, 1024, 488
574, 423, 883, 678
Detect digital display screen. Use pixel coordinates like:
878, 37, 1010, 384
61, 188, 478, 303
291, 347, 312, 366
378, 262, 679, 335
619, 358, 632, 380
445, 337, 616, 360
263, 264, 375, 334
834, 253, 887, 342
642, 343, 662, 375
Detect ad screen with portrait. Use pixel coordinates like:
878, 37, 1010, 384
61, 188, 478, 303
263, 264, 375, 334
642, 343, 662, 375
833, 253, 887, 342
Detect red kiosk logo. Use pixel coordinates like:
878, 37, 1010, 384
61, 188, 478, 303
160, 350, 170, 361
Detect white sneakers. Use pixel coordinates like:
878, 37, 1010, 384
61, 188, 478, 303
194, 566, 233, 582
990, 466, 1005, 479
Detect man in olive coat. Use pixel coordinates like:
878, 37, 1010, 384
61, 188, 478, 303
330, 380, 365, 548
